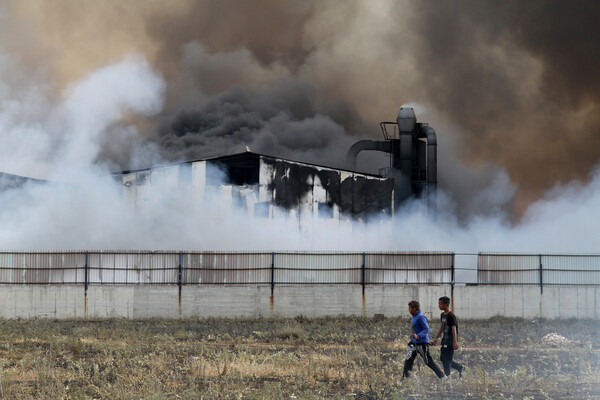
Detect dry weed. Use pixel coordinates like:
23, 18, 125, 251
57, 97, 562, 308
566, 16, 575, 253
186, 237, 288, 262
0, 317, 596, 399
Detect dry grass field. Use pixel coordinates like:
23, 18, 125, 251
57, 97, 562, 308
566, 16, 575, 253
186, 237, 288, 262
0, 316, 598, 399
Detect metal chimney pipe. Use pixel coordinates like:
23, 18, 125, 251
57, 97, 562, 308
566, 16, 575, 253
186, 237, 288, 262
396, 107, 417, 132
422, 124, 437, 213
344, 106, 437, 213
346, 140, 392, 170
422, 125, 437, 186
394, 107, 416, 203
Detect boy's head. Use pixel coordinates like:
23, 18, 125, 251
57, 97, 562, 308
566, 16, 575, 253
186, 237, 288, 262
408, 300, 420, 315
438, 296, 450, 310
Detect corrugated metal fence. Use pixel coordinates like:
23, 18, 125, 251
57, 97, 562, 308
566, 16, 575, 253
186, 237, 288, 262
0, 251, 598, 289
477, 253, 600, 290
0, 251, 453, 286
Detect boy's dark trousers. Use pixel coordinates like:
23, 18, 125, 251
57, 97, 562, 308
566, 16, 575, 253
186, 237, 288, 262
440, 345, 464, 376
403, 342, 445, 379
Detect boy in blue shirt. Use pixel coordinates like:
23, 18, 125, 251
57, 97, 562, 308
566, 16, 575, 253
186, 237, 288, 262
402, 300, 446, 379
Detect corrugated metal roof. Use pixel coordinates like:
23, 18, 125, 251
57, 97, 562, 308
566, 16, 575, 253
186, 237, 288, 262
115, 151, 390, 179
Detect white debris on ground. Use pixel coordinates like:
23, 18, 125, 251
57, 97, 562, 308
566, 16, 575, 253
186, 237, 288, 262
541, 333, 572, 346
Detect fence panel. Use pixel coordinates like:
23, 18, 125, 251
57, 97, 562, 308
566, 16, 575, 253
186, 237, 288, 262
0, 251, 598, 287
366, 252, 453, 284
274, 252, 362, 284
87, 251, 179, 284
478, 253, 540, 285
0, 252, 85, 284
542, 255, 600, 286
183, 252, 272, 284
0, 253, 19, 283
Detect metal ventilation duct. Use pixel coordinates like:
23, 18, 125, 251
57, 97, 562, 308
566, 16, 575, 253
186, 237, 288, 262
346, 107, 437, 212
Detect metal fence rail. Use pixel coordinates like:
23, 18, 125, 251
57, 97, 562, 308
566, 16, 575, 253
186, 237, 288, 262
477, 253, 600, 291
0, 251, 85, 284
0, 251, 454, 286
366, 252, 452, 284
542, 254, 600, 286
477, 253, 541, 286
183, 252, 272, 285
274, 252, 364, 285
0, 251, 598, 289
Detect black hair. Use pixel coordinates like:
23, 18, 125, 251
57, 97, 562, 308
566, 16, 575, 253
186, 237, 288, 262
439, 296, 450, 306
408, 300, 420, 310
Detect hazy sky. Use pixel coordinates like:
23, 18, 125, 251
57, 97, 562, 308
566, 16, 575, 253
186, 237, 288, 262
1, 1, 599, 251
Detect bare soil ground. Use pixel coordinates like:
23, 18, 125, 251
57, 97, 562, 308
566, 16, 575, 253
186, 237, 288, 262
0, 316, 598, 399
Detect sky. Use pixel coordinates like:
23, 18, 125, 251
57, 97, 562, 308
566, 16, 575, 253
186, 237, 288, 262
0, 0, 599, 252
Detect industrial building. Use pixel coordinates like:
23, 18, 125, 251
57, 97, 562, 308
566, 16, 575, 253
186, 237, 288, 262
116, 151, 394, 222
114, 107, 437, 222
0, 108, 437, 222
0, 172, 46, 193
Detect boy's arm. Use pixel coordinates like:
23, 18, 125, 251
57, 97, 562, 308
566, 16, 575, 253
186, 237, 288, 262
415, 317, 430, 341
452, 325, 459, 349
431, 324, 443, 345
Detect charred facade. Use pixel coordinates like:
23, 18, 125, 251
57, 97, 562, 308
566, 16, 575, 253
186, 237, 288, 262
116, 152, 394, 221
0, 172, 46, 193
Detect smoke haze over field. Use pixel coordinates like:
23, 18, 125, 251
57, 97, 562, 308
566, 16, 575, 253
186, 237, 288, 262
1, 1, 600, 252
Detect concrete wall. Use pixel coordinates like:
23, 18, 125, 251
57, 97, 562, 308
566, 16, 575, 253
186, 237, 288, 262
454, 286, 600, 320
0, 285, 85, 318
0, 285, 598, 320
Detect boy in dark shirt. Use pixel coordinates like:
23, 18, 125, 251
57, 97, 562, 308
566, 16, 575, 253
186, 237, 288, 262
431, 296, 465, 377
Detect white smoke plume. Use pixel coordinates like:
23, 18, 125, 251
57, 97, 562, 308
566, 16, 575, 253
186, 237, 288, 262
0, 52, 598, 253
0, 2, 599, 254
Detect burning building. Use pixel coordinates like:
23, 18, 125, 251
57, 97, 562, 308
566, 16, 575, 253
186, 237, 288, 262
115, 108, 436, 221
0, 172, 46, 193
0, 108, 436, 223
116, 151, 394, 222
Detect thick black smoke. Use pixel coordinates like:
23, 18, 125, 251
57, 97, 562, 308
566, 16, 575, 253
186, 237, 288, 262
147, 0, 316, 75
151, 79, 367, 169
406, 1, 600, 209
4, 0, 600, 219
137, 0, 600, 214
3, 1, 600, 253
